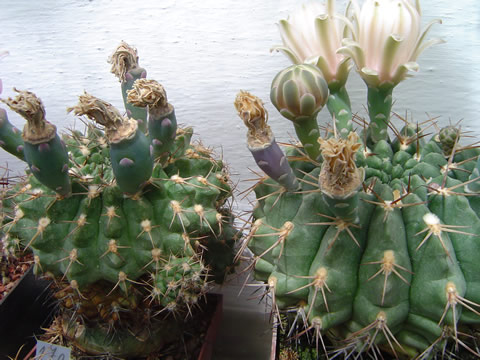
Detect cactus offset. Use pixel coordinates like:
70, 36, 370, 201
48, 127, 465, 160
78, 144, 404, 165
1, 89, 71, 197
109, 41, 148, 133
0, 43, 236, 358
127, 78, 178, 163
238, 1, 480, 358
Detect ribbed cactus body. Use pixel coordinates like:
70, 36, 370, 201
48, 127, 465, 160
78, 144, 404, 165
2, 123, 235, 355
248, 130, 480, 356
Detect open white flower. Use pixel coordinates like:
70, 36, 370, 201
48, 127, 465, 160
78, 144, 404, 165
274, 0, 351, 89
340, 0, 443, 88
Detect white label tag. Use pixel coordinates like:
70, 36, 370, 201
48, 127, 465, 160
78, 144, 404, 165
35, 340, 71, 360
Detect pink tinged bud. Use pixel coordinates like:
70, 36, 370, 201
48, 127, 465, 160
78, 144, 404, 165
119, 157, 135, 167
31, 165, 40, 173
62, 164, 69, 173
12, 127, 20, 134
150, 145, 154, 156
152, 139, 163, 146
271, 64, 329, 122
126, 109, 132, 117
16, 145, 23, 153
141, 71, 147, 78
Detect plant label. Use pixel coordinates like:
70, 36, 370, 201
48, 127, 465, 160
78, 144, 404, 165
35, 340, 71, 360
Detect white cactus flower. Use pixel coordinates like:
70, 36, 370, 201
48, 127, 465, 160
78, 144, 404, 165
274, 0, 351, 89
339, 0, 443, 88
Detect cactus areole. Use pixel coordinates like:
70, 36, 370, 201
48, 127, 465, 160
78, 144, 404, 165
0, 43, 236, 357
237, 1, 480, 358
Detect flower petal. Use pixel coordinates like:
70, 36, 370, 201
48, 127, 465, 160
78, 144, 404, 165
391, 61, 419, 84
283, 79, 301, 115
271, 45, 302, 65
339, 38, 366, 70
278, 20, 309, 63
299, 93, 317, 116
314, 15, 340, 73
413, 38, 446, 61
411, 19, 444, 60
361, 67, 380, 87
380, 34, 404, 82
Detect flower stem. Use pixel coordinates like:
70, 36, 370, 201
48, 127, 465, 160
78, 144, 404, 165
293, 115, 321, 161
326, 86, 353, 138
366, 86, 393, 145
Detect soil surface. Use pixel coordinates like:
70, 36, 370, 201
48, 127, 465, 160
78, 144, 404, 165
0, 253, 33, 302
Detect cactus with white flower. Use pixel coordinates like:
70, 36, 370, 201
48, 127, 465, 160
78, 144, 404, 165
0, 43, 237, 357
237, 0, 480, 357
340, 0, 444, 144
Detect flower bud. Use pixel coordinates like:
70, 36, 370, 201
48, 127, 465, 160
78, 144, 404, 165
270, 64, 329, 123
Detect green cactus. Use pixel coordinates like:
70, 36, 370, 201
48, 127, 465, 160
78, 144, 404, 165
0, 43, 237, 358
236, 1, 480, 356
237, 78, 480, 359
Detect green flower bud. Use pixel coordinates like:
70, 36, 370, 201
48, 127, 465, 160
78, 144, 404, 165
270, 64, 329, 123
